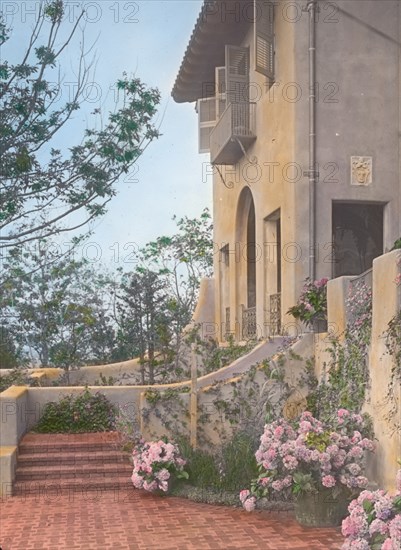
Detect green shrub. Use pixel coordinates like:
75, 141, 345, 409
177, 437, 221, 490
220, 431, 259, 492
0, 368, 31, 393
391, 237, 401, 250
187, 448, 222, 490
35, 388, 117, 433
177, 431, 258, 493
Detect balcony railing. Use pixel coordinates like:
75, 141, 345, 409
242, 305, 256, 340
269, 293, 281, 335
224, 307, 231, 341
210, 102, 256, 165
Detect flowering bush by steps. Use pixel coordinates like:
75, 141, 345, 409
341, 469, 401, 550
131, 438, 188, 493
240, 409, 375, 511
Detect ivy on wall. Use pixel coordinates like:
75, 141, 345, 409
141, 353, 291, 450
298, 280, 373, 424
384, 308, 401, 430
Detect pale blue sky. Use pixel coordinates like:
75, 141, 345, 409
2, 0, 212, 266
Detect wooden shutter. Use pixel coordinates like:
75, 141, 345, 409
215, 66, 227, 119
225, 45, 249, 104
255, 0, 274, 80
197, 97, 216, 153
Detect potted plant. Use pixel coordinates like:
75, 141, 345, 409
287, 277, 329, 332
240, 409, 375, 527
341, 466, 401, 550
131, 437, 188, 495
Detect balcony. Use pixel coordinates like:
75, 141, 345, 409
210, 102, 256, 165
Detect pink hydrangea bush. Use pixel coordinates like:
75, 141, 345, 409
287, 277, 328, 327
240, 409, 375, 510
341, 469, 401, 550
131, 438, 188, 493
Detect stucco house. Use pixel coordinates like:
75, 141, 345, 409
172, 0, 401, 343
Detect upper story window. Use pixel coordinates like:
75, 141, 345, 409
255, 0, 275, 81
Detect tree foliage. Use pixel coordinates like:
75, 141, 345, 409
116, 208, 214, 381
117, 268, 170, 384
0, 1, 160, 252
1, 211, 213, 384
2, 240, 118, 377
141, 209, 213, 329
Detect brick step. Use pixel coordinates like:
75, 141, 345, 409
18, 432, 123, 455
15, 462, 132, 482
18, 441, 123, 455
17, 449, 131, 467
13, 432, 134, 497
12, 476, 134, 497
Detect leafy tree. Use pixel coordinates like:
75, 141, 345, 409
1, 210, 214, 385
0, 0, 160, 258
112, 210, 213, 383
118, 268, 170, 385
142, 209, 213, 314
0, 325, 24, 369
2, 240, 117, 380
140, 208, 213, 369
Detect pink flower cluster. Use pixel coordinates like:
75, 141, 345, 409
315, 278, 329, 289
239, 490, 256, 512
131, 439, 187, 493
341, 471, 401, 550
287, 277, 328, 327
240, 409, 375, 510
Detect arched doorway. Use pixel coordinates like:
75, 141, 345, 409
236, 187, 256, 339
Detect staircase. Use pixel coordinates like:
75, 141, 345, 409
13, 432, 133, 498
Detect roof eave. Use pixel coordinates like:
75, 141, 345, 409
172, 0, 251, 103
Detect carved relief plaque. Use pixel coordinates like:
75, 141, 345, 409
351, 156, 372, 186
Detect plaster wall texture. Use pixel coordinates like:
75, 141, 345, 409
0, 446, 17, 497
365, 250, 401, 490
311, 0, 401, 273
0, 361, 144, 386
326, 275, 353, 339
68, 358, 143, 385
317, 250, 401, 490
212, 15, 302, 339
0, 386, 29, 447
189, 276, 216, 338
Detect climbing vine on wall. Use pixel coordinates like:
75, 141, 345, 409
381, 256, 401, 430
386, 310, 401, 383
299, 280, 373, 423
141, 354, 291, 450
384, 308, 401, 428
142, 387, 191, 439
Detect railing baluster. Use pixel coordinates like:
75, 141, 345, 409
242, 306, 256, 340
210, 102, 256, 164
269, 293, 281, 335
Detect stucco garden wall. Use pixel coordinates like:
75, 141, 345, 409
315, 250, 401, 491
0, 335, 315, 496
0, 359, 144, 386
366, 251, 401, 490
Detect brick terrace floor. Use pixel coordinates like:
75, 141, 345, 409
0, 489, 343, 550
